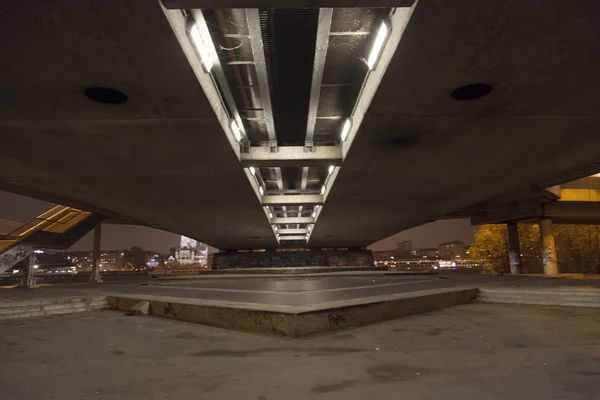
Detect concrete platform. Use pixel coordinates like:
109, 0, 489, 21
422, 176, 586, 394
107, 287, 478, 337
2, 304, 600, 399
197, 265, 389, 275
3, 271, 600, 335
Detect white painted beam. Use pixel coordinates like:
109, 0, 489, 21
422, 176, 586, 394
263, 195, 323, 206
272, 217, 315, 224
240, 146, 342, 168
277, 228, 309, 235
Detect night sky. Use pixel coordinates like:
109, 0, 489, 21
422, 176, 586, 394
0, 190, 476, 252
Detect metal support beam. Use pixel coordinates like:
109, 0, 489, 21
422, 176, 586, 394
278, 235, 308, 241
262, 195, 323, 206
539, 218, 559, 276
298, 167, 309, 228
21, 255, 38, 289
246, 9, 277, 144
164, 1, 417, 10
90, 224, 103, 283
272, 217, 315, 224
240, 146, 342, 167
506, 223, 523, 275
305, 8, 333, 144
278, 228, 309, 235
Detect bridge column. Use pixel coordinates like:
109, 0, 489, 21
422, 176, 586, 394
506, 223, 523, 274
539, 218, 559, 275
90, 224, 103, 283
21, 255, 38, 288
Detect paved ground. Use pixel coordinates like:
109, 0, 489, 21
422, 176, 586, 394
1, 303, 600, 399
3, 271, 600, 308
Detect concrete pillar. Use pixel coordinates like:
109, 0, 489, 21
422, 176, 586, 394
506, 223, 523, 274
90, 224, 103, 283
539, 218, 559, 275
21, 255, 38, 288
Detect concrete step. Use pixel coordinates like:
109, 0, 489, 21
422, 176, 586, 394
0, 296, 108, 320
478, 288, 600, 308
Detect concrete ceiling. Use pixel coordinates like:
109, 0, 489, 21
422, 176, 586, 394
312, 0, 600, 246
0, 1, 276, 249
2, 0, 600, 249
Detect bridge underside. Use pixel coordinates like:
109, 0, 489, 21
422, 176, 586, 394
2, 0, 600, 249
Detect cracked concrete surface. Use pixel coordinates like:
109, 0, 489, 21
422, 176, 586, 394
2, 303, 600, 399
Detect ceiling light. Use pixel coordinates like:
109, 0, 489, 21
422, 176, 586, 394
321, 185, 326, 195
259, 186, 264, 196
269, 212, 273, 219
328, 165, 335, 175
312, 211, 317, 218
308, 225, 312, 231
190, 23, 215, 73
249, 166, 256, 176
340, 118, 352, 141
367, 21, 389, 70
230, 120, 242, 142
274, 226, 278, 231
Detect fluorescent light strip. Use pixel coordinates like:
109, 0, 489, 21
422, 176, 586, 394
249, 166, 256, 176
367, 21, 389, 70
230, 120, 242, 142
340, 118, 352, 141
190, 23, 215, 73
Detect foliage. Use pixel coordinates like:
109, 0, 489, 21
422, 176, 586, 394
470, 223, 600, 274
555, 225, 600, 273
468, 224, 508, 273
122, 246, 147, 269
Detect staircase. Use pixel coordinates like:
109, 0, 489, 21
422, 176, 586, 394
0, 296, 109, 320
0, 206, 105, 274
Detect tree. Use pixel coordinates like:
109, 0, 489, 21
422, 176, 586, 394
122, 246, 147, 269
470, 223, 600, 274
469, 224, 509, 273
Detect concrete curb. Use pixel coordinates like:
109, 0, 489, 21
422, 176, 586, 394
107, 287, 478, 337
478, 287, 600, 308
0, 296, 109, 320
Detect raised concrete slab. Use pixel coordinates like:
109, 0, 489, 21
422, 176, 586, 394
150, 270, 436, 284
199, 266, 387, 275
107, 287, 478, 337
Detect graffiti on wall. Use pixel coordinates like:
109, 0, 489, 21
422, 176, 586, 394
213, 250, 373, 269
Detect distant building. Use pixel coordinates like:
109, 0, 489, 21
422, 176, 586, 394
414, 248, 438, 258
65, 250, 124, 270
176, 236, 209, 266
371, 251, 396, 262
396, 241, 413, 255
176, 246, 195, 265
438, 241, 466, 259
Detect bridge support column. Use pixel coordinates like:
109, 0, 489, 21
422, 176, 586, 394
506, 223, 523, 274
539, 218, 559, 275
90, 224, 103, 283
20, 255, 38, 289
